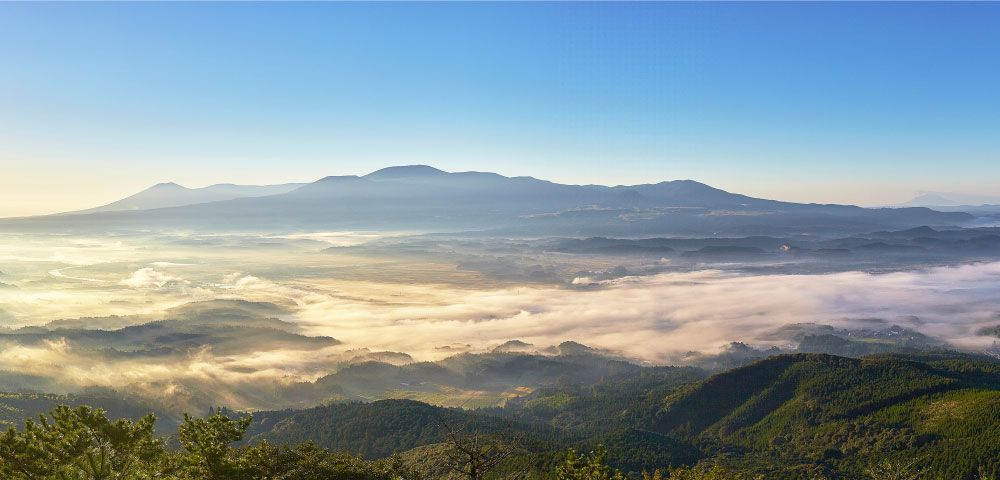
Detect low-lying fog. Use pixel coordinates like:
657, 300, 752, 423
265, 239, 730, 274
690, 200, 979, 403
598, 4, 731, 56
293, 262, 1000, 360
2, 231, 1000, 410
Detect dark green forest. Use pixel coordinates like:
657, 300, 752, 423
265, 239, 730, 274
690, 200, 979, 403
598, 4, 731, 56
5, 351, 1000, 479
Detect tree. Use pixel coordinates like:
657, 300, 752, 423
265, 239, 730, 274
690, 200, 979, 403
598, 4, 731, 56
555, 445, 624, 480
176, 412, 252, 480
0, 405, 165, 480
642, 471, 665, 480
442, 420, 523, 480
665, 464, 764, 480
866, 457, 924, 480
239, 440, 422, 480
1, 404, 427, 480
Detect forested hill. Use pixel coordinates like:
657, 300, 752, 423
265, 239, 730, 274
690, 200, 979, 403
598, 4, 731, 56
649, 353, 1000, 478
235, 352, 1000, 479
7, 352, 1000, 479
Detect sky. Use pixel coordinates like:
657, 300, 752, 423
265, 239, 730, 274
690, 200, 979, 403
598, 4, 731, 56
1, 2, 999, 217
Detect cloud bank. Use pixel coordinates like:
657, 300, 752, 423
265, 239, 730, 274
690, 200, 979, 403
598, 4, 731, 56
286, 262, 1000, 362
5, 252, 1000, 410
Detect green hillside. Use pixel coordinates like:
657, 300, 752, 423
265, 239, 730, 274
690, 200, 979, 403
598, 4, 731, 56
7, 352, 1000, 479
234, 352, 1000, 478
646, 353, 1000, 478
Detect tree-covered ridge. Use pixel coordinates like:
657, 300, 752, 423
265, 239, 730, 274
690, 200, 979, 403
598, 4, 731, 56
8, 352, 1000, 479
654, 354, 957, 436
235, 352, 1000, 478
245, 399, 565, 460
642, 353, 1000, 478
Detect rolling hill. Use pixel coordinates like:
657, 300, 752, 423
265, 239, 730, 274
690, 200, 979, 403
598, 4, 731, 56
7, 350, 1000, 478
234, 351, 1000, 478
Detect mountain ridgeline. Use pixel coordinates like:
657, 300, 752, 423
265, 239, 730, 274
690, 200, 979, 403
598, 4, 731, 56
0, 165, 974, 236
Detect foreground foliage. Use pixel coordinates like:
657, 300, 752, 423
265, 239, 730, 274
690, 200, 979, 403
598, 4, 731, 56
7, 352, 1000, 479
0, 406, 420, 480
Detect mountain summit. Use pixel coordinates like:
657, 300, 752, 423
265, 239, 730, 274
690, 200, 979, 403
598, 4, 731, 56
901, 191, 1000, 207
364, 165, 448, 179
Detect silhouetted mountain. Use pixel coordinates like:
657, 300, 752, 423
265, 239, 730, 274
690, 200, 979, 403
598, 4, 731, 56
1, 165, 974, 236
900, 191, 1000, 208
901, 193, 962, 207
68, 181, 305, 214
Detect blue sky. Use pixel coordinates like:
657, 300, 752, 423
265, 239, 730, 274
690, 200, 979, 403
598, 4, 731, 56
1, 2, 999, 215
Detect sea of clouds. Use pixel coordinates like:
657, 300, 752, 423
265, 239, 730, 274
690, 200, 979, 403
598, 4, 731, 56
274, 261, 1000, 362
4, 253, 1000, 408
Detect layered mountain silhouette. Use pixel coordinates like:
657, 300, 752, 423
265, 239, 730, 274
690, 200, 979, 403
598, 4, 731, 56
0, 165, 975, 236
67, 182, 305, 214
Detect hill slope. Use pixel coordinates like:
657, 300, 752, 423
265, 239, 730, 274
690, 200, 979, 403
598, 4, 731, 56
9, 352, 1000, 478
649, 353, 1000, 478
239, 352, 1000, 478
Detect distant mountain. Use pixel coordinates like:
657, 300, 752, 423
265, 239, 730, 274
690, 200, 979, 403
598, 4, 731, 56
1, 165, 975, 236
900, 193, 962, 207
901, 191, 1000, 208
67, 182, 305, 214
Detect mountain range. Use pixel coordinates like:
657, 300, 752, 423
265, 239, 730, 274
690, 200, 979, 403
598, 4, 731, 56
66, 181, 305, 214
0, 165, 977, 237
